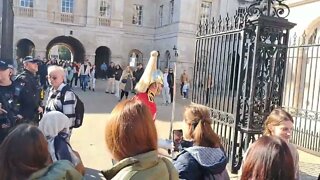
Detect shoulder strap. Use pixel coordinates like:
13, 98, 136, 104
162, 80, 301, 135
59, 85, 71, 104
14, 71, 27, 81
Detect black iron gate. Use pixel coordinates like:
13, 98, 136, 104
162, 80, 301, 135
283, 33, 320, 156
192, 1, 295, 173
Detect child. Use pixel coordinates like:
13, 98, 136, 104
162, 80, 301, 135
182, 80, 189, 99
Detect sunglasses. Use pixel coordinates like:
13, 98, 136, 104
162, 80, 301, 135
47, 75, 58, 80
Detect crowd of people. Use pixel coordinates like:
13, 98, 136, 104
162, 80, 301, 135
0, 51, 306, 180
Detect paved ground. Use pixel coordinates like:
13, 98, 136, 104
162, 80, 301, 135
70, 79, 320, 180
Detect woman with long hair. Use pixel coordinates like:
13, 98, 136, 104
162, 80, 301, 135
101, 99, 178, 180
241, 136, 295, 180
0, 124, 82, 179
0, 124, 49, 179
263, 108, 299, 179
119, 66, 133, 101
173, 104, 229, 180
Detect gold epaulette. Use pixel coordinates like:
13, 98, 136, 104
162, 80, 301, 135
148, 91, 155, 102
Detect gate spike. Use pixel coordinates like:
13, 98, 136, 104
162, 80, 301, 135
302, 31, 306, 45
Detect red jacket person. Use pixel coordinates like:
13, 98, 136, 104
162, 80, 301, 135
134, 51, 163, 120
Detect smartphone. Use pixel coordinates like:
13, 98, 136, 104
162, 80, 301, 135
172, 129, 183, 152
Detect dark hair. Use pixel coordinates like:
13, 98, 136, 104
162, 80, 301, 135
0, 124, 49, 179
105, 99, 158, 161
241, 136, 294, 180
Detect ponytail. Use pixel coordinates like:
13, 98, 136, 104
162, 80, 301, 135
184, 104, 221, 148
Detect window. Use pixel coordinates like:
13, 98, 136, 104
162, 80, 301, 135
132, 4, 143, 25
99, 0, 111, 17
159, 5, 164, 26
169, 0, 174, 23
20, 0, 33, 7
61, 0, 74, 13
200, 1, 212, 24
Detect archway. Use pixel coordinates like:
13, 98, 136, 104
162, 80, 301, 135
46, 36, 85, 63
16, 39, 35, 59
128, 49, 143, 67
48, 43, 73, 62
95, 46, 111, 78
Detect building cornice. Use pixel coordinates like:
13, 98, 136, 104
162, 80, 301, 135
287, 0, 320, 8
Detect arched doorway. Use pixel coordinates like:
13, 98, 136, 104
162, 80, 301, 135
48, 44, 74, 62
95, 46, 111, 78
16, 39, 35, 59
128, 49, 143, 67
46, 36, 85, 63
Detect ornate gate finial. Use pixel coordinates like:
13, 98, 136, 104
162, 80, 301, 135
248, 0, 290, 18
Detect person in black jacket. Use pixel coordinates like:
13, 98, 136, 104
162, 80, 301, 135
114, 64, 123, 97
133, 63, 144, 92
0, 60, 22, 144
14, 56, 42, 124
167, 68, 175, 103
105, 62, 116, 94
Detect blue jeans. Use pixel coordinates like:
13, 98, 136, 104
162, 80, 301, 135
80, 75, 88, 90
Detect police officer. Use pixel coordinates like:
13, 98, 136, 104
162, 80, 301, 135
15, 56, 43, 124
0, 60, 21, 143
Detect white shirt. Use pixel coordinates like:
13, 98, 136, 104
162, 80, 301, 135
163, 73, 169, 88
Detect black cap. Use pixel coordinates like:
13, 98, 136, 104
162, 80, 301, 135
0, 60, 14, 70
23, 56, 41, 64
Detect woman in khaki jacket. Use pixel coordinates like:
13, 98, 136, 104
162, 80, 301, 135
101, 99, 178, 180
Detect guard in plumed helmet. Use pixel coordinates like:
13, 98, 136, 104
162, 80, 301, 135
134, 51, 164, 120
14, 56, 43, 124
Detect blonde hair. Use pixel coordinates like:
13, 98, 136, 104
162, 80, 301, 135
105, 99, 158, 161
263, 108, 293, 136
184, 104, 221, 148
47, 65, 64, 77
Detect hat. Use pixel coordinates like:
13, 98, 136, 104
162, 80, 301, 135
0, 60, 14, 70
135, 51, 164, 93
23, 56, 41, 63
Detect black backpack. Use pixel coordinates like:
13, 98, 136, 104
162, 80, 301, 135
58, 85, 84, 128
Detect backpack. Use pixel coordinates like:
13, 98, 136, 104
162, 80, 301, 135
58, 85, 84, 128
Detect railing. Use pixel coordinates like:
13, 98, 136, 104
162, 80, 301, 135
283, 33, 320, 156
14, 6, 114, 27
16, 7, 34, 17
60, 13, 74, 23
98, 17, 111, 26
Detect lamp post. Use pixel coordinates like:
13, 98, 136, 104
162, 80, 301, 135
1, 0, 14, 60
169, 45, 178, 140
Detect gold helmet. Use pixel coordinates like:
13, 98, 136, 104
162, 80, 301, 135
135, 51, 164, 93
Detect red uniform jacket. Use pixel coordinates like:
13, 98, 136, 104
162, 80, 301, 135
134, 92, 156, 120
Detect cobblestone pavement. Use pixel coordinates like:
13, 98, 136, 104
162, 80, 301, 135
71, 80, 320, 179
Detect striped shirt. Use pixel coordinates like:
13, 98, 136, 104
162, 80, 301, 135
45, 83, 77, 127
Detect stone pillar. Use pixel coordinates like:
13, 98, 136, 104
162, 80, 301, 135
85, 54, 95, 64
35, 48, 47, 59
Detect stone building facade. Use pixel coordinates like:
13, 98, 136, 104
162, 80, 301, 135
10, 0, 233, 77
4, 0, 320, 77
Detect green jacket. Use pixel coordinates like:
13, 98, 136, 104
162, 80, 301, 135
29, 160, 83, 180
101, 150, 178, 180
